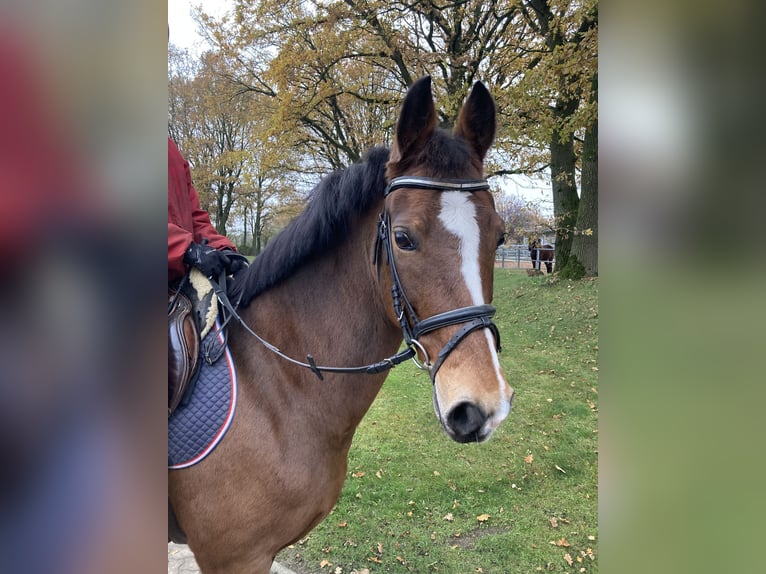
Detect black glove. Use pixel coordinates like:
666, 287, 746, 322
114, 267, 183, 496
184, 242, 231, 278
221, 249, 249, 275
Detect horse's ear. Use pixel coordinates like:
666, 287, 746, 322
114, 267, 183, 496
390, 76, 437, 164
454, 81, 496, 161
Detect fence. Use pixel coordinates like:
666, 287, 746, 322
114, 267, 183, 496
495, 244, 555, 270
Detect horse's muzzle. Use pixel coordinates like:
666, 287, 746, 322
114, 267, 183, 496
438, 388, 514, 444
445, 401, 488, 443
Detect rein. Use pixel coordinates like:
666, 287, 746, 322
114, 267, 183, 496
215, 175, 500, 382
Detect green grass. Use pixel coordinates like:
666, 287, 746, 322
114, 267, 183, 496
277, 270, 598, 573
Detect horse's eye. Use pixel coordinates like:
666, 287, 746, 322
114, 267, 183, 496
497, 233, 506, 248
394, 230, 416, 251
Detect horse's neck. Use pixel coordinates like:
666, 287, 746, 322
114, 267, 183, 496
232, 215, 401, 445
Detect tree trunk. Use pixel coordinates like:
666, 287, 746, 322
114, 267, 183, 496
215, 184, 226, 236
550, 98, 580, 272
254, 182, 264, 255
242, 201, 248, 251
568, 77, 598, 276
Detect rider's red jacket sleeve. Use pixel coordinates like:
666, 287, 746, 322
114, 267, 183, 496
168, 138, 235, 282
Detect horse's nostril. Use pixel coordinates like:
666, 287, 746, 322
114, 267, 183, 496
447, 402, 487, 440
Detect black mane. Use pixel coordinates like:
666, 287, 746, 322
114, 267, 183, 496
232, 147, 390, 307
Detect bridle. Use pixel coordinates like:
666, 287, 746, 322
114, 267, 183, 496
213, 176, 501, 382
374, 176, 501, 382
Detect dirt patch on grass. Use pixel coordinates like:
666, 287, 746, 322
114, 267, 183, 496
274, 546, 314, 574
448, 526, 511, 550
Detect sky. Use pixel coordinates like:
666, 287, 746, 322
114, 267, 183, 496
168, 0, 228, 57
167, 0, 553, 213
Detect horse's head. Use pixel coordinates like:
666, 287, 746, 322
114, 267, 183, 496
528, 238, 538, 252
380, 76, 513, 443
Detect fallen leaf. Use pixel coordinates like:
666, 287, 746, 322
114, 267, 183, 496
477, 514, 490, 522
396, 556, 405, 563
443, 513, 454, 522
555, 465, 567, 474
375, 470, 382, 478
337, 521, 348, 528
564, 553, 573, 566
433, 470, 441, 476
376, 542, 383, 554
587, 535, 595, 541
320, 559, 331, 568
351, 471, 365, 478
549, 517, 559, 528
556, 538, 570, 547
335, 568, 343, 574
367, 556, 382, 564
525, 454, 534, 464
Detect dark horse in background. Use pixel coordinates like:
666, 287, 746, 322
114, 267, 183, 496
168, 77, 514, 573
529, 238, 554, 274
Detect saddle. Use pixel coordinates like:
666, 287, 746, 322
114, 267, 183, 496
168, 269, 224, 417
168, 289, 200, 417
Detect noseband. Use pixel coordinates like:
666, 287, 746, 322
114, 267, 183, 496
375, 176, 502, 382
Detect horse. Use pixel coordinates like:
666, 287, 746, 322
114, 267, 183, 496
528, 238, 554, 274
168, 76, 514, 574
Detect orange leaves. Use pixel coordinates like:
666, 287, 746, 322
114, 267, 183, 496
476, 513, 491, 522
524, 454, 535, 464
350, 468, 383, 479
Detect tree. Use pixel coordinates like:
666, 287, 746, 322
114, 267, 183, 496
191, 0, 597, 272
502, 0, 597, 275
199, 0, 525, 171
168, 47, 249, 235
169, 43, 303, 249
568, 72, 598, 276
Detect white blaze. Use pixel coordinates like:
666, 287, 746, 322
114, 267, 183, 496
438, 192, 510, 431
438, 192, 484, 304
